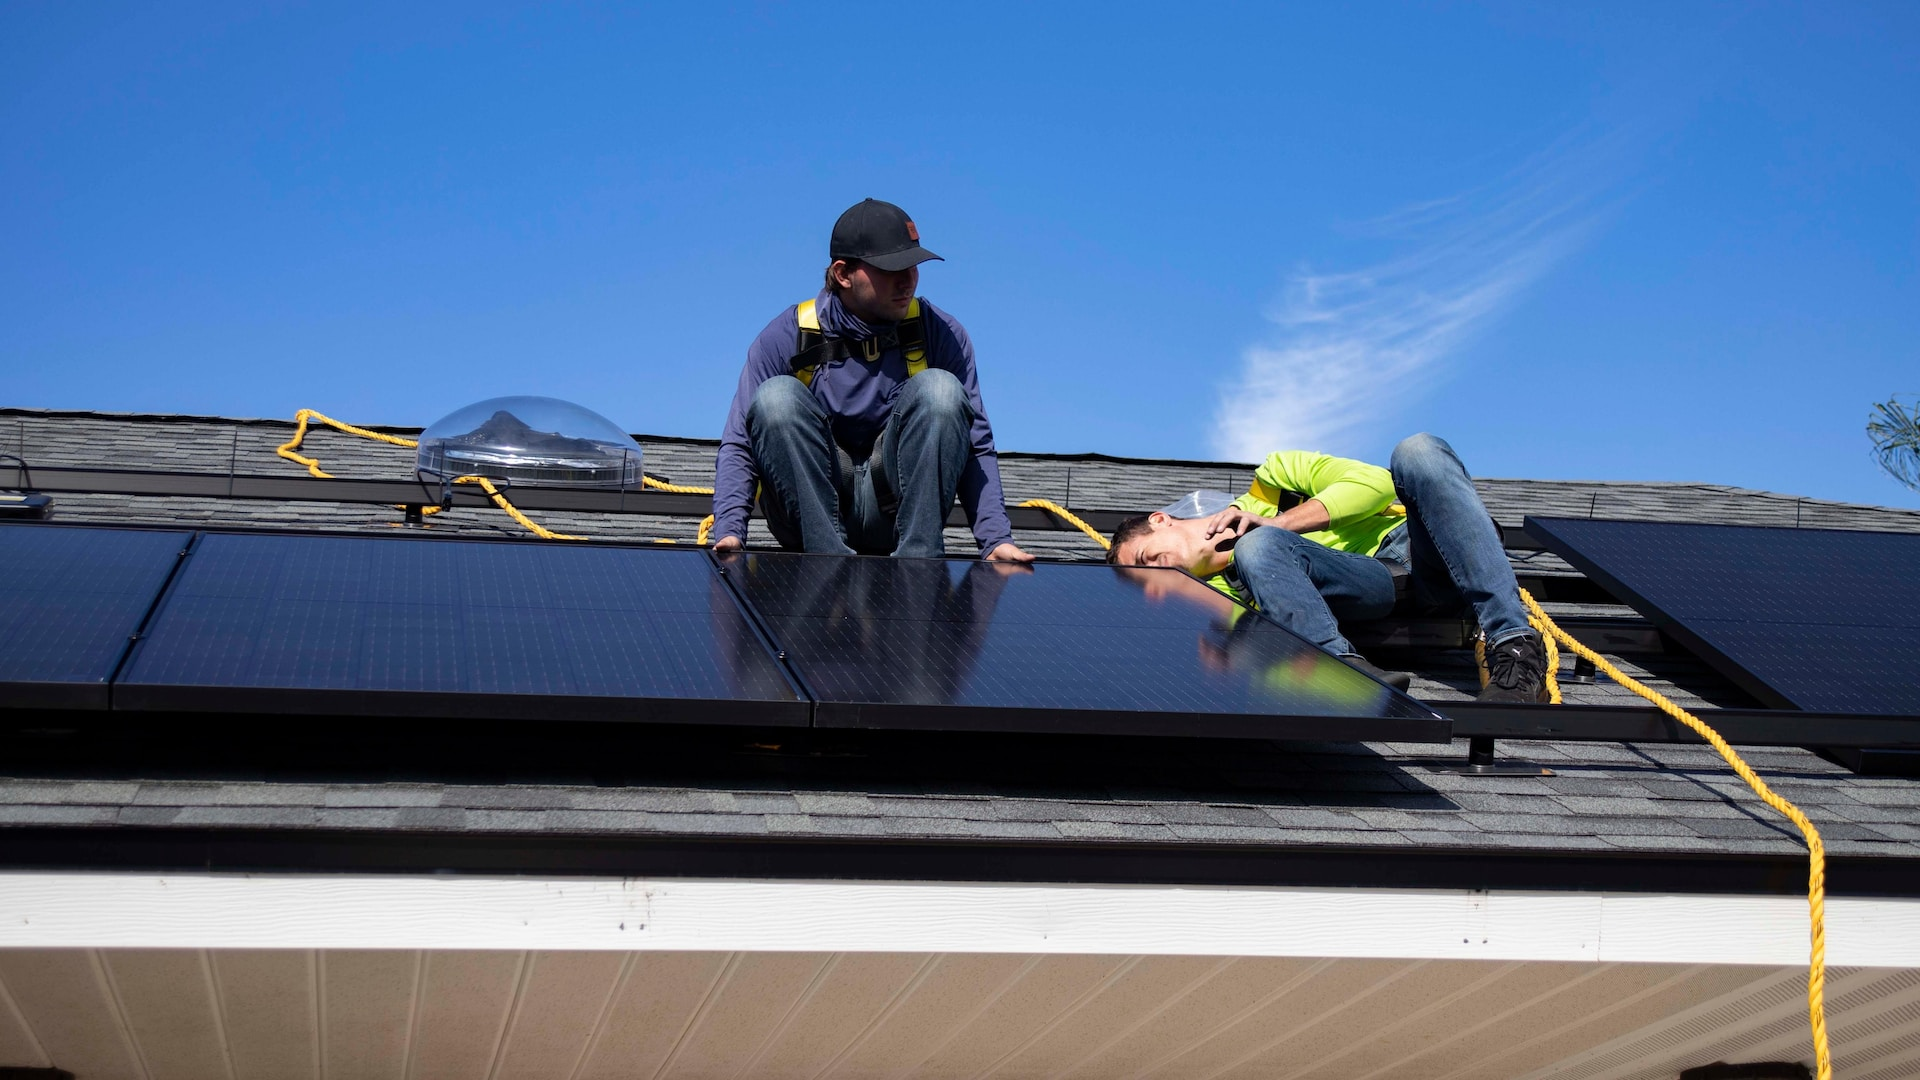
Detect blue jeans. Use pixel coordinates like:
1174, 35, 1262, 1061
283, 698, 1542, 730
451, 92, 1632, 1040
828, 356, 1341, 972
746, 370, 972, 557
1233, 433, 1530, 654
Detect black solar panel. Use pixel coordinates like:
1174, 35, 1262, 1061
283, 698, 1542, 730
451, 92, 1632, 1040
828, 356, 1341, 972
117, 533, 806, 724
714, 551, 1448, 740
0, 524, 187, 709
1527, 517, 1920, 715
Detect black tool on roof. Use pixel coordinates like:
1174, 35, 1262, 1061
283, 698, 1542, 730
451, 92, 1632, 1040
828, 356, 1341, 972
0, 453, 52, 520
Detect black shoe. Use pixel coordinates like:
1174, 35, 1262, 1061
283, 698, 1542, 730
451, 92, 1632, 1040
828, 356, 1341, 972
1478, 632, 1550, 702
1339, 654, 1414, 692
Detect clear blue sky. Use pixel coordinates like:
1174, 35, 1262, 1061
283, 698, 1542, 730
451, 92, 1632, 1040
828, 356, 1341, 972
4, 2, 1916, 507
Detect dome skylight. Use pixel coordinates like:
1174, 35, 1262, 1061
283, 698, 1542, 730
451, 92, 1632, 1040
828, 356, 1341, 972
415, 396, 643, 489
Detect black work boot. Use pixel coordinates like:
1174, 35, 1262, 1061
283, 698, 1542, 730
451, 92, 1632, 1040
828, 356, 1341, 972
1340, 654, 1414, 692
1477, 632, 1550, 703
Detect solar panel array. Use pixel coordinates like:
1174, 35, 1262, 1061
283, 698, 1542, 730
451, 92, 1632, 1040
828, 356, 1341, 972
0, 525, 186, 708
117, 533, 807, 724
1528, 516, 1920, 715
0, 522, 1446, 740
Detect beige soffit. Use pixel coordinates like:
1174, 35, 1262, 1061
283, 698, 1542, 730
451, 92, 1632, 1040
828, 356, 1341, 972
0, 950, 1913, 1080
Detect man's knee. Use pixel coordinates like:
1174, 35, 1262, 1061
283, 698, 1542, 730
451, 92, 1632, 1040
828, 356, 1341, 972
1234, 523, 1312, 573
748, 375, 816, 431
899, 368, 970, 419
1390, 432, 1463, 483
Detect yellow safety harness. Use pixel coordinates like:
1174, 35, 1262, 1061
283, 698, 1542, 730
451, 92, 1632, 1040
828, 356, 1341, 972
792, 297, 928, 386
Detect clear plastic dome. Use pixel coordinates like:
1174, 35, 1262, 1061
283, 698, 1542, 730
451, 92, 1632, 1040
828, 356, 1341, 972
415, 396, 644, 489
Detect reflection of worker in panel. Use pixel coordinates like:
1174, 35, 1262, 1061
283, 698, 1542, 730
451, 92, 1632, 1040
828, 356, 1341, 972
1106, 434, 1550, 703
1113, 566, 1394, 714
726, 554, 1021, 707
711, 199, 1033, 564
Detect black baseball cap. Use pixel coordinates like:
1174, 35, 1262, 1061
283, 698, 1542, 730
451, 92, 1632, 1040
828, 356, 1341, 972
830, 198, 943, 272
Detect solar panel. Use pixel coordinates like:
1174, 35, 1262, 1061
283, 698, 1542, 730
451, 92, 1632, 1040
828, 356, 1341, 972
0, 524, 187, 709
714, 551, 1448, 740
1527, 516, 1920, 715
117, 533, 807, 724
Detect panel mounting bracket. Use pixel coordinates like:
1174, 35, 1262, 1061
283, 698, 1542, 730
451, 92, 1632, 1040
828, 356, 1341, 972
1444, 735, 1553, 777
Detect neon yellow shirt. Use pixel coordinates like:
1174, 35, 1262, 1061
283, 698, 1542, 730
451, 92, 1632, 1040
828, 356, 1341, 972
1206, 450, 1406, 604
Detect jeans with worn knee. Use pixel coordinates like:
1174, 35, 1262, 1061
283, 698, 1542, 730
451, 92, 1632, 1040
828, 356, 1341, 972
1231, 525, 1396, 656
746, 370, 972, 557
1230, 432, 1529, 653
1382, 432, 1530, 644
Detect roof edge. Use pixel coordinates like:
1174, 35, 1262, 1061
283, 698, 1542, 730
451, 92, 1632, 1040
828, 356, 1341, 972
3, 826, 1916, 898
3, 869, 1914, 967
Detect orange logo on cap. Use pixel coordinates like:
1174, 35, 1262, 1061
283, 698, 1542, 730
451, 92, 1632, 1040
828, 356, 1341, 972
906, 221, 919, 241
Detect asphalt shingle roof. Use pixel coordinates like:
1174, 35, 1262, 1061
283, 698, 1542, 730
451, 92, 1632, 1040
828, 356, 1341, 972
5, 407, 1919, 879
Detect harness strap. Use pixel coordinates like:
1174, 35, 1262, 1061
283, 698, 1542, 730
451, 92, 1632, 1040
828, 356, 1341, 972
792, 297, 928, 387
1246, 476, 1306, 511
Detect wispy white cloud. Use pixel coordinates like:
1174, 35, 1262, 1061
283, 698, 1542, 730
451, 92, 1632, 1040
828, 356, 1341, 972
1210, 129, 1631, 462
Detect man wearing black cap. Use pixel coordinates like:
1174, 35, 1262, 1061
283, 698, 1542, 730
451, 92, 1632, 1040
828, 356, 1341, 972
711, 199, 1033, 562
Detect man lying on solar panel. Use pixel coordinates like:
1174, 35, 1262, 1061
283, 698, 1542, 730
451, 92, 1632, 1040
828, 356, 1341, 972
1105, 433, 1549, 703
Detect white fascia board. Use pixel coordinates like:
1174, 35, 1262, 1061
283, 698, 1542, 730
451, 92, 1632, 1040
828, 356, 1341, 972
0, 873, 1912, 968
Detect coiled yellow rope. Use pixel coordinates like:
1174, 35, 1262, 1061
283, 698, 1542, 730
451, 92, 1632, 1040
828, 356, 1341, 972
1516, 588, 1829, 1079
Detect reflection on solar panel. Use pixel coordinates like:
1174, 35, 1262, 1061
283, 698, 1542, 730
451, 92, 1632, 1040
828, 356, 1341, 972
714, 551, 1448, 740
1528, 516, 1920, 715
0, 524, 187, 709
118, 533, 806, 724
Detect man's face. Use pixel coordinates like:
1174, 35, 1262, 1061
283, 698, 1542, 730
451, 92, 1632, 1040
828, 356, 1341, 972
1115, 512, 1235, 577
833, 260, 918, 323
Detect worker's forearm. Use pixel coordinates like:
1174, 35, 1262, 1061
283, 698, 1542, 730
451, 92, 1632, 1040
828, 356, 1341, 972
1275, 498, 1332, 534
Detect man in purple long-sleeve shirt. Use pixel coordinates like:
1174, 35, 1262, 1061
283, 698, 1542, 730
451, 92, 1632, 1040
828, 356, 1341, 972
711, 199, 1034, 562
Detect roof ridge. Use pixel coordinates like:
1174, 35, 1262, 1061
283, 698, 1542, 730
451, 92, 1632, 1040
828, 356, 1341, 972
8, 408, 1920, 517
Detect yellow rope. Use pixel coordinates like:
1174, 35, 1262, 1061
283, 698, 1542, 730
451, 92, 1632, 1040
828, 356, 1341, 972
643, 475, 714, 495
1019, 498, 1110, 550
449, 475, 586, 541
1517, 587, 1829, 1079
276, 408, 419, 477
275, 408, 450, 519
642, 476, 719, 547
275, 409, 726, 544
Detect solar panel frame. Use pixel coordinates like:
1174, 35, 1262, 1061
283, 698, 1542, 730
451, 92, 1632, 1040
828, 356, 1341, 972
712, 550, 1450, 742
1526, 515, 1920, 716
0, 523, 190, 710
114, 530, 811, 726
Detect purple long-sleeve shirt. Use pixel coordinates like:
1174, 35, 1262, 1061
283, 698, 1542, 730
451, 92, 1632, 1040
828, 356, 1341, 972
713, 290, 1014, 554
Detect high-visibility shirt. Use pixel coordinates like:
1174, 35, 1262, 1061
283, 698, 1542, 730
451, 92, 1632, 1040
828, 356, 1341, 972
1205, 450, 1407, 603
1233, 450, 1406, 556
